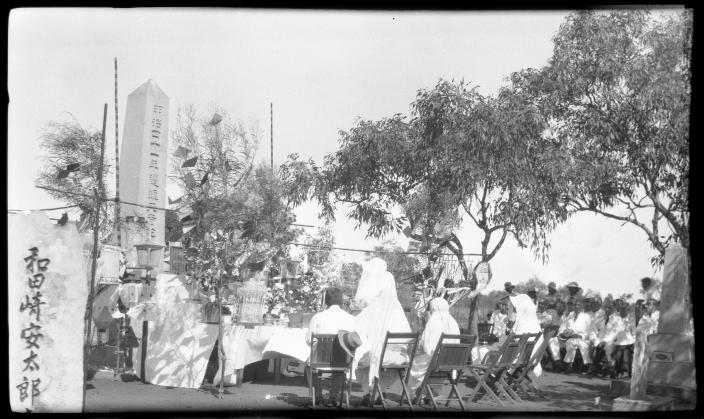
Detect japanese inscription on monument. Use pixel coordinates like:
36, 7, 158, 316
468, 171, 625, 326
9, 212, 89, 412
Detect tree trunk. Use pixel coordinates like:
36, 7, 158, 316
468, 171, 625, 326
467, 294, 479, 337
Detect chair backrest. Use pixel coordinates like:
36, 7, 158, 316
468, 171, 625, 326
527, 330, 553, 368
516, 332, 542, 366
477, 322, 494, 341
379, 332, 419, 373
310, 333, 350, 369
496, 333, 528, 367
429, 333, 476, 373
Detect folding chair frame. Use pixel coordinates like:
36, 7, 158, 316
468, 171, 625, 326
308, 334, 353, 409
466, 333, 526, 406
369, 332, 420, 411
413, 333, 476, 412
496, 332, 542, 403
509, 329, 554, 398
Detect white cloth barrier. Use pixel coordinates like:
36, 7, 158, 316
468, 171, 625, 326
131, 302, 215, 389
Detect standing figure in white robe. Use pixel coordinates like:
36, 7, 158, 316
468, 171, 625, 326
351, 257, 411, 405
408, 297, 460, 394
506, 286, 545, 379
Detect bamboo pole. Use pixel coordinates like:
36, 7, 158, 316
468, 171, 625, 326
218, 267, 225, 398
114, 58, 121, 247
83, 103, 108, 412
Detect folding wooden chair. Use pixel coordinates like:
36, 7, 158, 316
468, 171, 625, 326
413, 333, 475, 411
509, 330, 553, 398
496, 332, 541, 403
466, 333, 526, 406
308, 334, 353, 409
369, 332, 419, 411
477, 322, 495, 344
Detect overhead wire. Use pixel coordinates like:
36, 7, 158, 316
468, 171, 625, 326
30, 186, 481, 258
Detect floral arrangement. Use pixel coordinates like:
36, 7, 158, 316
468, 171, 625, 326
289, 272, 326, 313
266, 282, 289, 316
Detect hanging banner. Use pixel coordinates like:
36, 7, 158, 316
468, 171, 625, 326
9, 212, 90, 412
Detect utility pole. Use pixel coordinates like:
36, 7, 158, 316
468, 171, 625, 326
270, 102, 273, 174
83, 103, 107, 412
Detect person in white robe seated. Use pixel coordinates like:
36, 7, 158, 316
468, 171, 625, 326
407, 297, 460, 396
548, 298, 595, 374
306, 287, 357, 407
351, 257, 412, 407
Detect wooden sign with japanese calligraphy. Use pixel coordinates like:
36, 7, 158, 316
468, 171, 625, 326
9, 212, 90, 412
118, 79, 169, 270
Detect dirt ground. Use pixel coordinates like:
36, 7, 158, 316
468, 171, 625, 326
84, 368, 642, 413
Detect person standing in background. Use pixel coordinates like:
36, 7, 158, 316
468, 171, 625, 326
505, 282, 545, 380
489, 301, 509, 342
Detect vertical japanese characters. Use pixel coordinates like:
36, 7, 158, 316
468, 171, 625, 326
17, 246, 50, 408
147, 104, 164, 241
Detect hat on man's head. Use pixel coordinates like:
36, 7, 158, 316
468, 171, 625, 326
566, 281, 581, 290
337, 330, 363, 358
548, 281, 557, 290
504, 282, 516, 292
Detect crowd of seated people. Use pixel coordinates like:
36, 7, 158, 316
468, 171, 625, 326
311, 268, 663, 407
534, 285, 660, 379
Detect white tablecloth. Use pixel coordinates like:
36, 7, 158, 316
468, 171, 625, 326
213, 325, 310, 386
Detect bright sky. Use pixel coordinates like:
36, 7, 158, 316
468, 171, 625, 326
8, 8, 664, 297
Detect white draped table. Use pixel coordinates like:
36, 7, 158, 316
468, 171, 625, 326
214, 325, 310, 386
128, 298, 311, 389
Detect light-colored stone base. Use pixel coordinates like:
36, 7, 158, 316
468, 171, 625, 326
612, 395, 676, 411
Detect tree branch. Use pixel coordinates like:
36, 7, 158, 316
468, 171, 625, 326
486, 229, 508, 261
573, 206, 664, 255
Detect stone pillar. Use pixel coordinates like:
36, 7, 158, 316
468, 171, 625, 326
646, 245, 696, 398
9, 213, 90, 412
118, 79, 169, 273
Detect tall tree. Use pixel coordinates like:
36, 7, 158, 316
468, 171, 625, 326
294, 79, 566, 271
511, 10, 691, 266
284, 79, 569, 334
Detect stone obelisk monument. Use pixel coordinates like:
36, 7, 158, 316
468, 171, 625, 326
646, 244, 695, 402
118, 79, 169, 272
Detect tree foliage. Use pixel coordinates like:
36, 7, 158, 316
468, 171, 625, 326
169, 106, 301, 285
170, 105, 258, 199
510, 9, 691, 266
372, 241, 422, 285
35, 116, 113, 237
287, 78, 568, 284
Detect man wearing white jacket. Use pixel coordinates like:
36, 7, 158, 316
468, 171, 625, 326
548, 299, 595, 374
